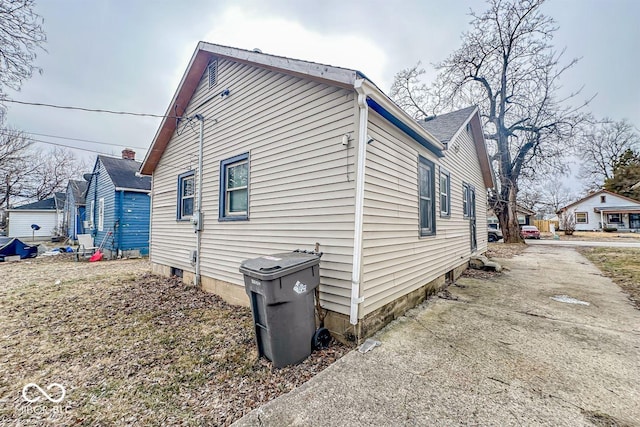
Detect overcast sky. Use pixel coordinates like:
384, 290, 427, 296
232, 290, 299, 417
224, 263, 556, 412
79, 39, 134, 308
4, 0, 640, 186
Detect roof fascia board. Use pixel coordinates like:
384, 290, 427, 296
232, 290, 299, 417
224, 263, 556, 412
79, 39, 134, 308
140, 45, 211, 175
468, 111, 495, 189
199, 42, 358, 89
114, 187, 151, 194
357, 79, 445, 157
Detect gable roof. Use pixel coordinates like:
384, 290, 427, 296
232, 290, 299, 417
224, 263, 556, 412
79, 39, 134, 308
140, 42, 449, 175
11, 194, 60, 211
67, 180, 88, 205
98, 155, 151, 192
418, 106, 477, 144
559, 189, 640, 212
419, 105, 494, 188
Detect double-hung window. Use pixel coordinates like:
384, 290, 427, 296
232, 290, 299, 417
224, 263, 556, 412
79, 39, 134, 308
439, 168, 451, 218
576, 212, 588, 224
98, 198, 104, 231
418, 156, 436, 236
177, 171, 195, 220
463, 183, 470, 218
89, 200, 95, 229
462, 183, 476, 218
219, 153, 249, 221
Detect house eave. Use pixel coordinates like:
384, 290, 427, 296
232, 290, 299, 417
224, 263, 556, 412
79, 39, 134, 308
114, 187, 151, 194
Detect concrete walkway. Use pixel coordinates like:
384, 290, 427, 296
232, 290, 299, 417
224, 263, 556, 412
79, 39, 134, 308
527, 239, 640, 248
234, 246, 640, 426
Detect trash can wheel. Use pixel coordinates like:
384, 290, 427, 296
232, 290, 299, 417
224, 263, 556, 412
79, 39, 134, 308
312, 327, 331, 350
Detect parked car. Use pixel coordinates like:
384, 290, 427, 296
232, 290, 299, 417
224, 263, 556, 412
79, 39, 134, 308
520, 225, 541, 239
488, 224, 503, 242
488, 229, 503, 242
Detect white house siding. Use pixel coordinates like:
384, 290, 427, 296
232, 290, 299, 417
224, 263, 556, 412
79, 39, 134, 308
360, 113, 487, 317
567, 192, 640, 231
8, 211, 57, 239
151, 58, 357, 315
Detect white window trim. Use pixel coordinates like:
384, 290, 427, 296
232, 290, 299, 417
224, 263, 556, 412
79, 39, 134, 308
225, 160, 249, 217
89, 200, 95, 229
576, 212, 588, 224
439, 168, 450, 217
98, 198, 104, 232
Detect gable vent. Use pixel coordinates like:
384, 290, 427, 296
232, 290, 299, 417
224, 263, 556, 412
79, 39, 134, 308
208, 59, 218, 89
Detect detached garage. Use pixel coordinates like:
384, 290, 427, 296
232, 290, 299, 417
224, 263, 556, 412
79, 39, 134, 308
8, 193, 65, 240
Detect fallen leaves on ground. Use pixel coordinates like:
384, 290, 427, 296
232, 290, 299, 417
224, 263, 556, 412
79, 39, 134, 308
486, 243, 527, 259
0, 259, 352, 426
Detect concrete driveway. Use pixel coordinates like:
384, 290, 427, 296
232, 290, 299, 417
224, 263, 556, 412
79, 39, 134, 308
234, 246, 640, 426
527, 239, 640, 248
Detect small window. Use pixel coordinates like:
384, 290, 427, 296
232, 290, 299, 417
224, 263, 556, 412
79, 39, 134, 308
607, 213, 621, 223
98, 198, 104, 232
219, 153, 249, 221
89, 200, 95, 229
462, 183, 476, 218
208, 59, 218, 89
439, 168, 451, 217
177, 171, 195, 220
600, 195, 606, 203
576, 212, 588, 224
463, 184, 469, 217
418, 156, 436, 236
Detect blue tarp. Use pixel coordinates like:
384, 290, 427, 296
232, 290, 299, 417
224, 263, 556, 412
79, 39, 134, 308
0, 237, 38, 261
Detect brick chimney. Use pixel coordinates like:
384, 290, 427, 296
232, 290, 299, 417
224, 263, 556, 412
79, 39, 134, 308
122, 148, 136, 160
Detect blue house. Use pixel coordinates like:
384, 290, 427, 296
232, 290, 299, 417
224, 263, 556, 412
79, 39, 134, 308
85, 149, 151, 257
64, 180, 88, 240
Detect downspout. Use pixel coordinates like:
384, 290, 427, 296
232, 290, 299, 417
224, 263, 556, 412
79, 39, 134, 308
350, 79, 369, 326
194, 114, 205, 286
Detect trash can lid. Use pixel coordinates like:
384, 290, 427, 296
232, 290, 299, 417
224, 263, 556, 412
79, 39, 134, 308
239, 251, 321, 280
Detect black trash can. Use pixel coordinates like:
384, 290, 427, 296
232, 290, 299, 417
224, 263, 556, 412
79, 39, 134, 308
239, 250, 321, 368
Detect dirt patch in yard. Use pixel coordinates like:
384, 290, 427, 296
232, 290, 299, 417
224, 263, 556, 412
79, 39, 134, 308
486, 242, 527, 259
578, 247, 640, 310
0, 259, 351, 426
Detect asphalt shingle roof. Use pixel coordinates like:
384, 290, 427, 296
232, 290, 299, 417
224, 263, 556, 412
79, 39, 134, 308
14, 197, 57, 210
99, 156, 151, 191
68, 180, 88, 204
417, 106, 477, 144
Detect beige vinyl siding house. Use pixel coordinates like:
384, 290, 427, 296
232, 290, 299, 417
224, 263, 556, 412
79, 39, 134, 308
141, 42, 493, 342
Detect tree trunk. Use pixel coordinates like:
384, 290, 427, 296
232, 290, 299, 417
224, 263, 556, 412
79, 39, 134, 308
496, 180, 524, 243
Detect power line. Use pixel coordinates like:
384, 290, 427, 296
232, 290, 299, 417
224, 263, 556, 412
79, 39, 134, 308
0, 128, 148, 150
3, 99, 179, 119
11, 136, 142, 157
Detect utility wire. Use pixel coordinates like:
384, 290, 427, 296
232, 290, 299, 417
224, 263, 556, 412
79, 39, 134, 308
3, 99, 180, 119
9, 136, 140, 157
0, 128, 148, 150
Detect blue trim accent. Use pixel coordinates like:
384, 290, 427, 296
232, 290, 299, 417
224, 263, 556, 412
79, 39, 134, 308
366, 98, 444, 157
219, 153, 249, 222
176, 170, 195, 221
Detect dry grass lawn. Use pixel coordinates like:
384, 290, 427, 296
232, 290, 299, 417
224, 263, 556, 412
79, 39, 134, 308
544, 231, 640, 241
0, 256, 350, 426
578, 247, 640, 310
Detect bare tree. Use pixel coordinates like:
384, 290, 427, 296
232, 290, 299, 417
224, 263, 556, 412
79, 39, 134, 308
539, 180, 575, 214
390, 0, 589, 243
0, 0, 47, 109
0, 125, 84, 207
0, 126, 31, 208
29, 147, 82, 201
578, 118, 640, 190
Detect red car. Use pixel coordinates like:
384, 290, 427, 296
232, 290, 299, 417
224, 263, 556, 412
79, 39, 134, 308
520, 225, 541, 239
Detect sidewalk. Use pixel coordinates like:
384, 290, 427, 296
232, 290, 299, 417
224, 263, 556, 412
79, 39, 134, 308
234, 246, 640, 426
